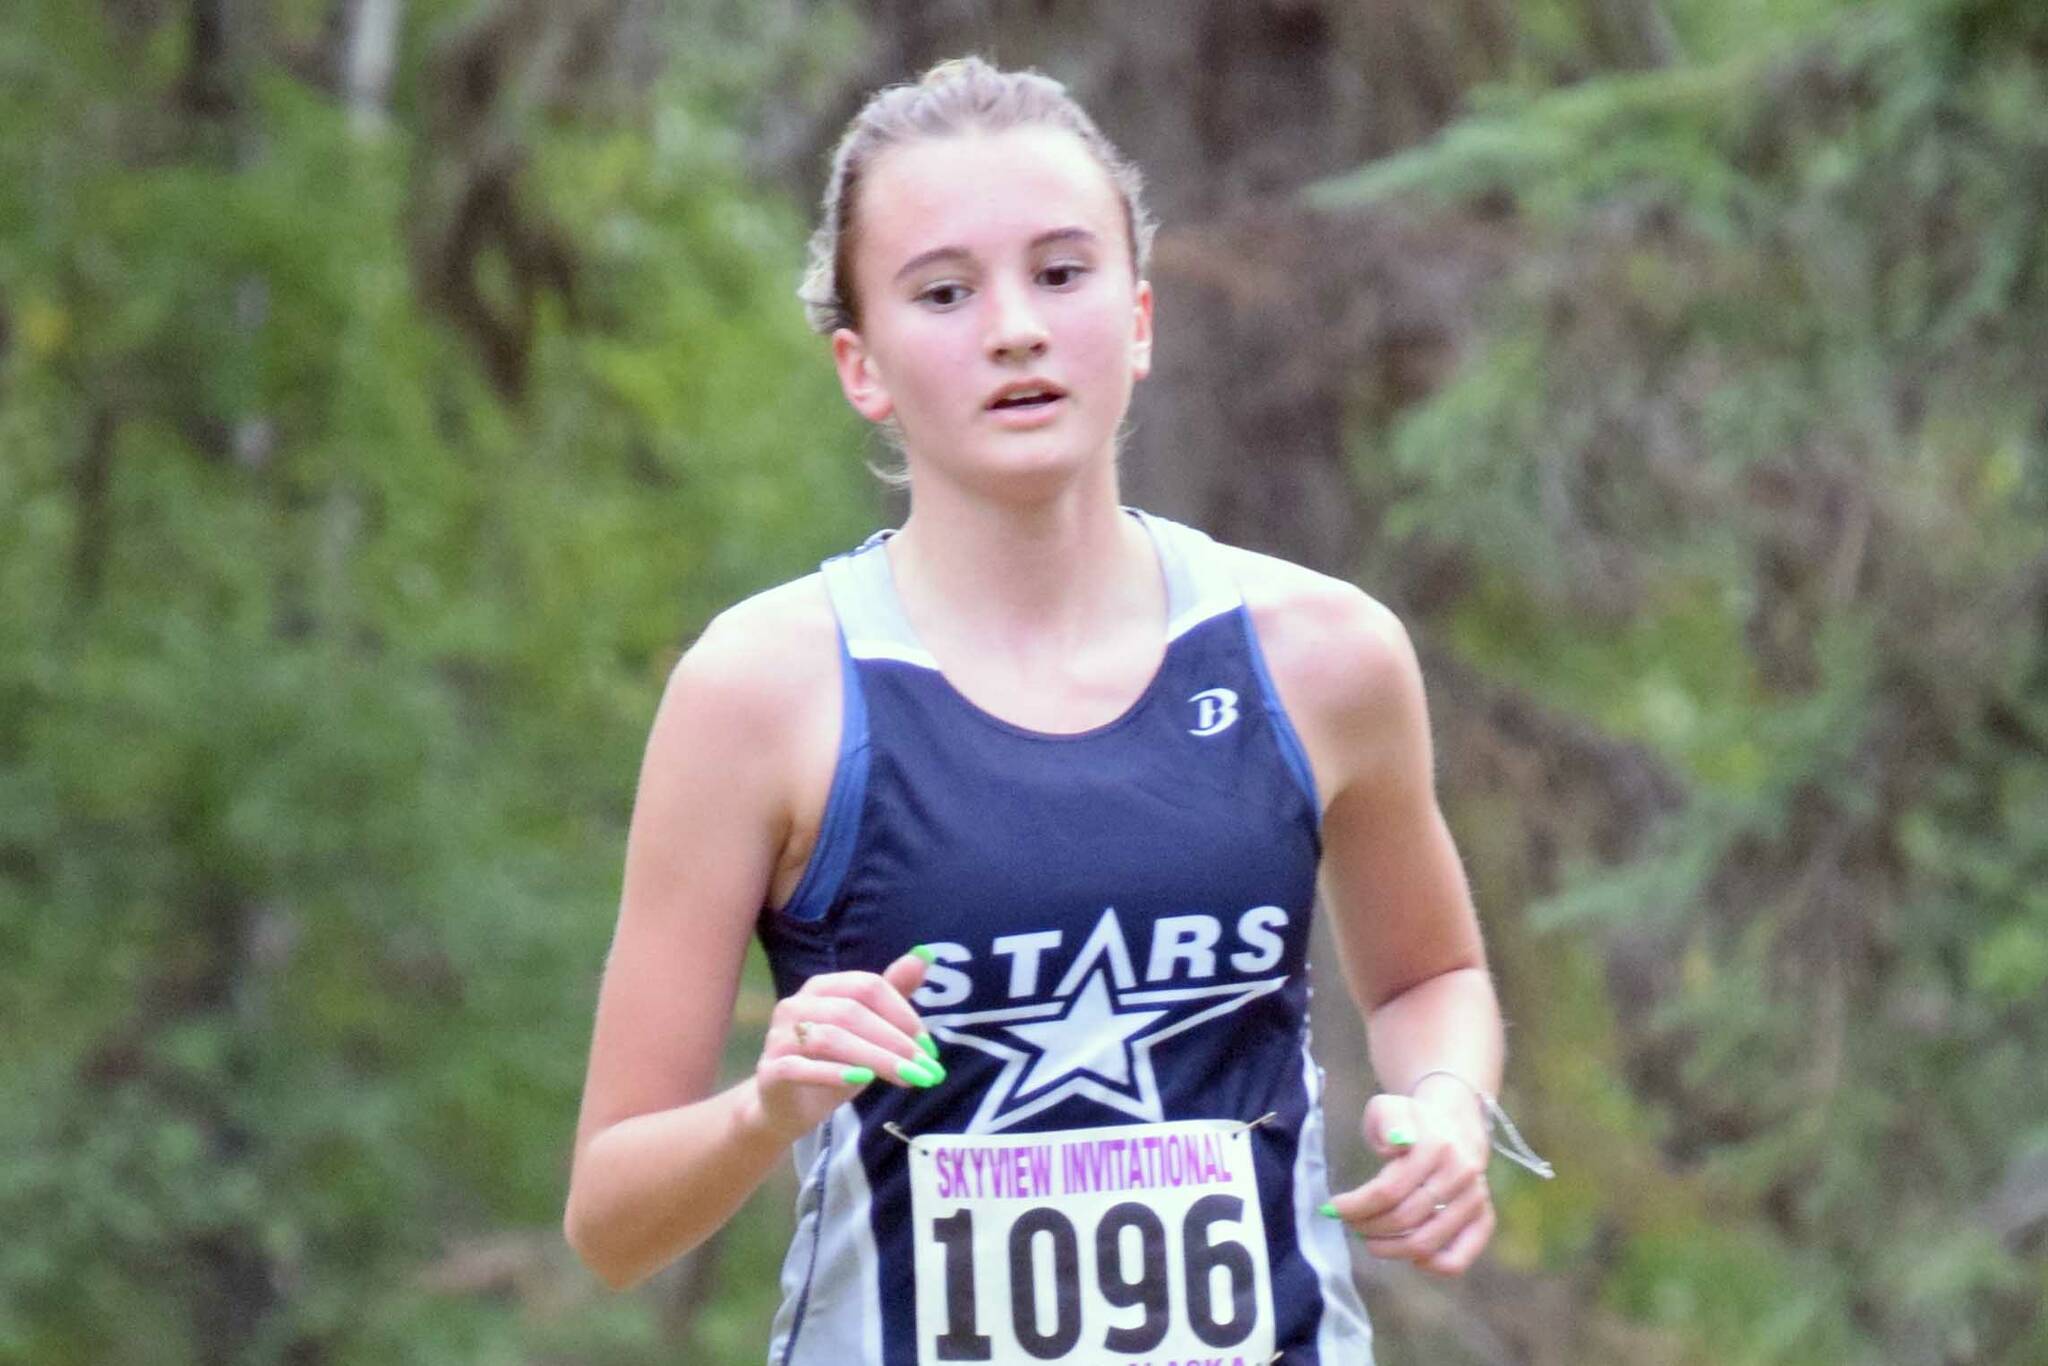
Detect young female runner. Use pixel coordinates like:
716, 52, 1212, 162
565, 56, 1540, 1364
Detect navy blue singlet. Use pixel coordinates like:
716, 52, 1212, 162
759, 511, 1374, 1365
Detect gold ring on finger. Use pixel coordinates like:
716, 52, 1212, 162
794, 1020, 815, 1050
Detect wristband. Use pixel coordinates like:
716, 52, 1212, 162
1408, 1068, 1555, 1179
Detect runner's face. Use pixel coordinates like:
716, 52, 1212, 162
831, 126, 1153, 492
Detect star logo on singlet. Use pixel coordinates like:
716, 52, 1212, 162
919, 908, 1288, 1134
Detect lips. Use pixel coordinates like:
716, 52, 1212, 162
985, 379, 1068, 411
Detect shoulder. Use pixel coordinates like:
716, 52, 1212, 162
1223, 546, 1420, 722
1219, 544, 1430, 800
682, 571, 838, 683
653, 572, 840, 760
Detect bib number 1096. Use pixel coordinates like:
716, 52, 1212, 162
907, 1121, 1276, 1364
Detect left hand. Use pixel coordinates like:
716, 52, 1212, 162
1324, 1087, 1494, 1277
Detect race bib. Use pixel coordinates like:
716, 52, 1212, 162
906, 1119, 1275, 1364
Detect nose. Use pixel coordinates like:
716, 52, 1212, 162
984, 277, 1048, 363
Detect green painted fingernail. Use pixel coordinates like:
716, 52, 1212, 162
1318, 1202, 1340, 1219
1387, 1127, 1415, 1147
910, 944, 938, 964
841, 1066, 876, 1086
917, 1033, 940, 1059
898, 1057, 942, 1087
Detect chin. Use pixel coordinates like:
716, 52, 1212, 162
982, 434, 1112, 491
901, 412, 1122, 498
913, 442, 1096, 505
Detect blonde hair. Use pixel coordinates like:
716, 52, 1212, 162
798, 56, 1157, 335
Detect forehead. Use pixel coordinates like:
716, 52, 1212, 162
854, 126, 1125, 269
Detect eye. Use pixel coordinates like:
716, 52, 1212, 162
916, 281, 970, 309
1040, 262, 1090, 289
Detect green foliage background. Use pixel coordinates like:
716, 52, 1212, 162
1324, 1, 2048, 1360
1, 1, 873, 1360
2, 0, 2044, 1362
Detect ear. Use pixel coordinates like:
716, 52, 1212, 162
1129, 279, 1155, 382
831, 328, 895, 423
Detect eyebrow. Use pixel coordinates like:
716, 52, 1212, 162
891, 227, 1101, 284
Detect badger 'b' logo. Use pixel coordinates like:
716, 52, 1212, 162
1188, 687, 1239, 736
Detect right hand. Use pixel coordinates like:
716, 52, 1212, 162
748, 950, 942, 1143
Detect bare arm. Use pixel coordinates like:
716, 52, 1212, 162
562, 589, 939, 1290
1313, 600, 1500, 1124
1244, 558, 1503, 1277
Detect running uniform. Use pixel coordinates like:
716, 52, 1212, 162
758, 511, 1375, 1365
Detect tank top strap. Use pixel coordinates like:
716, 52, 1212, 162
817, 532, 939, 668
820, 512, 1242, 663
1134, 510, 1323, 816
1128, 508, 1244, 640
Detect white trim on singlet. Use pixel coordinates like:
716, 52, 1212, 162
1294, 1040, 1379, 1361
770, 1105, 885, 1365
1131, 509, 1242, 640
842, 637, 941, 669
820, 535, 940, 668
819, 511, 1243, 667
765, 1128, 824, 1361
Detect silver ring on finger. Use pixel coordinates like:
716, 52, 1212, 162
1425, 1183, 1448, 1214
794, 1020, 816, 1051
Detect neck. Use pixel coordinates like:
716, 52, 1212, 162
887, 464, 1157, 647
